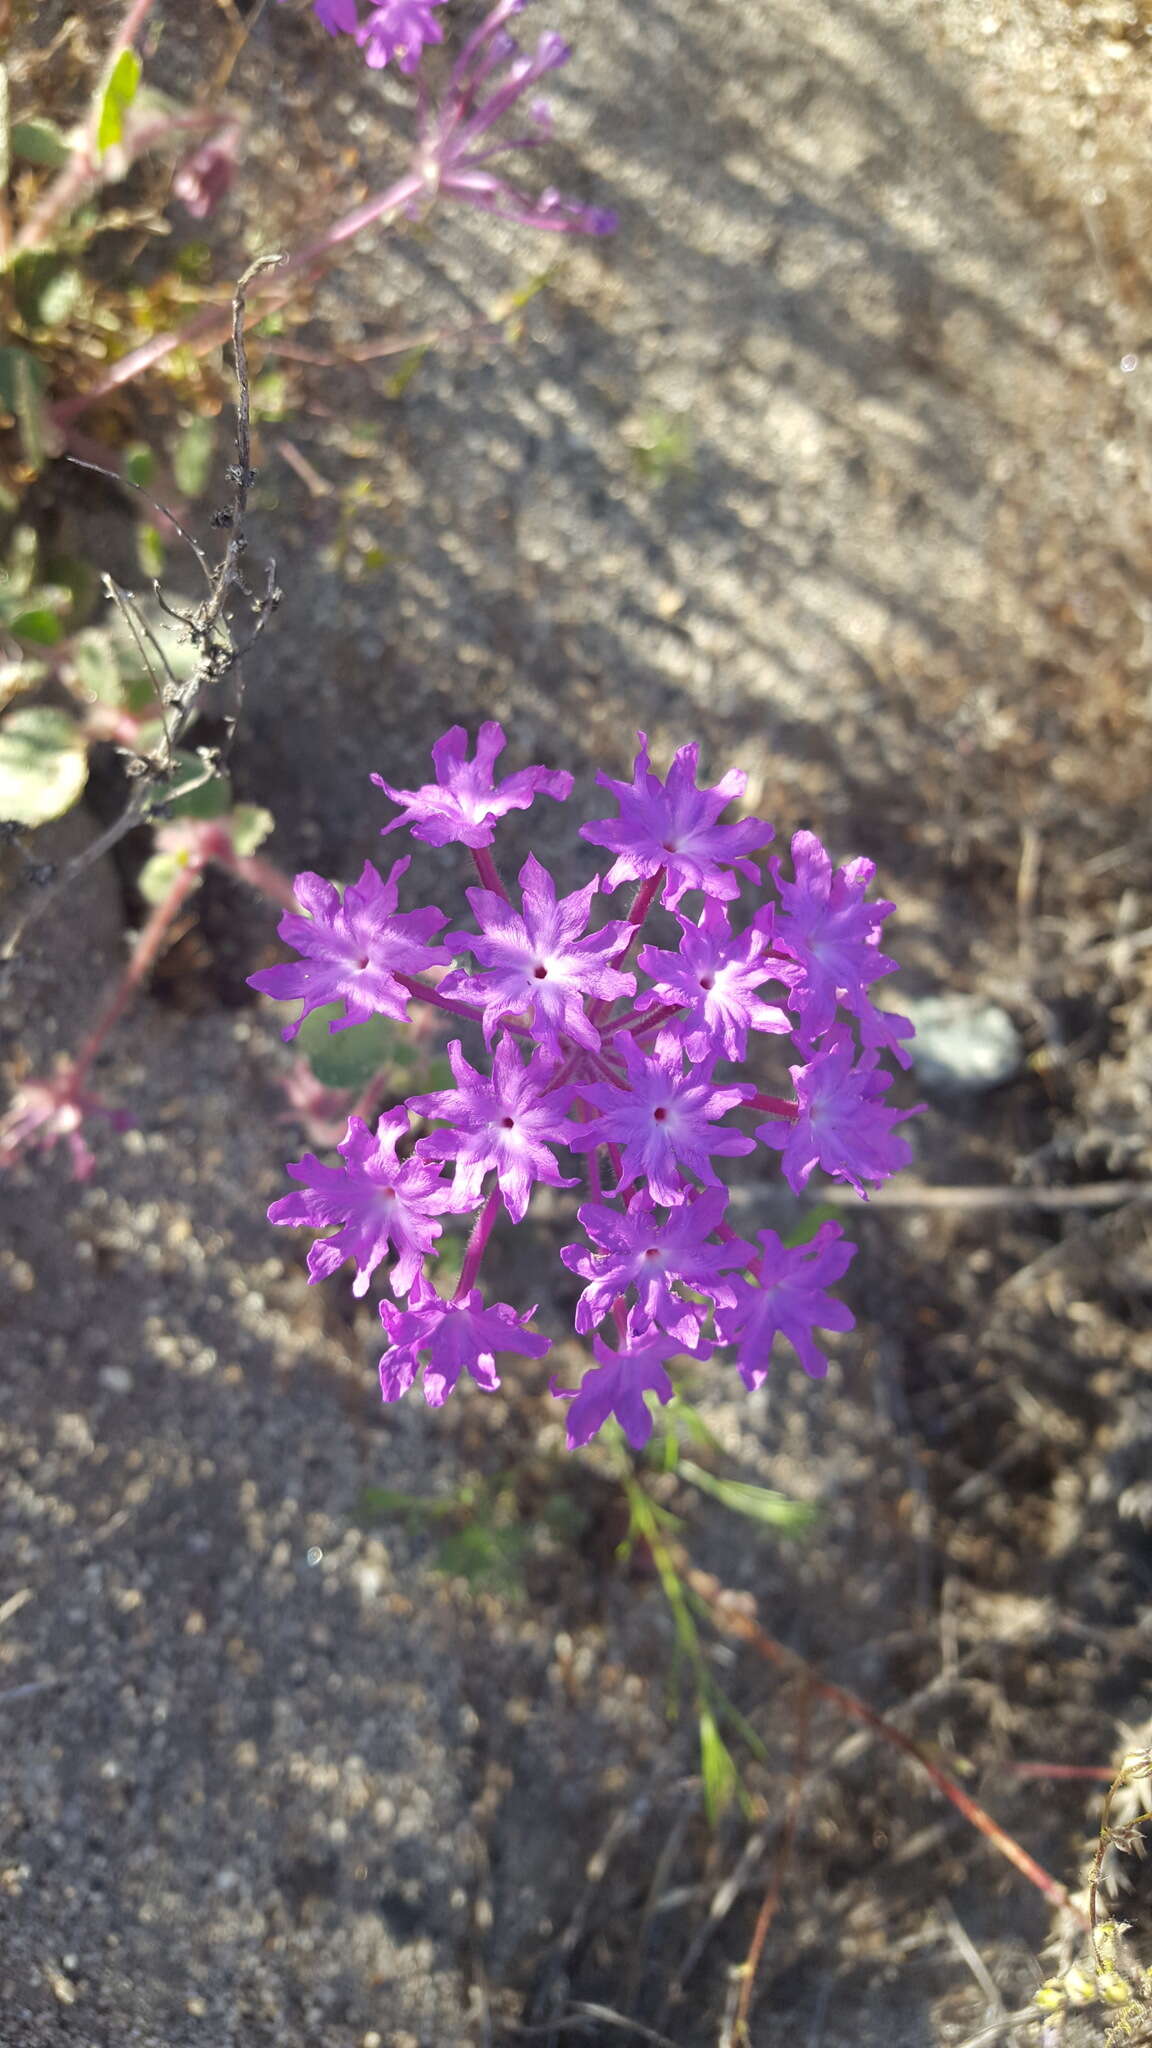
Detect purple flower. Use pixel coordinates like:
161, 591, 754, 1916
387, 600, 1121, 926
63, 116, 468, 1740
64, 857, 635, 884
553, 1312, 705, 1450
763, 831, 913, 1066
409, 1033, 580, 1222
636, 899, 793, 1062
714, 1222, 856, 1386
440, 853, 634, 1055
356, 0, 446, 71
247, 858, 457, 1043
268, 1108, 461, 1297
373, 723, 572, 849
580, 734, 774, 911
755, 1029, 918, 1197
277, 0, 360, 34
560, 1188, 753, 1343
569, 1038, 755, 1206
412, 0, 617, 236
378, 1282, 550, 1404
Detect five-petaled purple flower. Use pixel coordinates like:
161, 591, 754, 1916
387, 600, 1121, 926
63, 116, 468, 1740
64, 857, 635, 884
249, 722, 918, 1446
570, 1038, 755, 1206
561, 1188, 753, 1344
269, 1108, 462, 1296
374, 723, 572, 849
715, 1222, 857, 1386
410, 1034, 580, 1222
440, 853, 634, 1054
581, 733, 774, 910
379, 1282, 550, 1404
554, 1313, 707, 1451
248, 859, 456, 1043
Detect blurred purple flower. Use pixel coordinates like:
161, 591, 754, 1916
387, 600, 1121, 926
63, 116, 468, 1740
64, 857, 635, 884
0, 1062, 130, 1182
357, 0, 447, 70
763, 831, 914, 1066
412, 0, 617, 235
172, 121, 241, 219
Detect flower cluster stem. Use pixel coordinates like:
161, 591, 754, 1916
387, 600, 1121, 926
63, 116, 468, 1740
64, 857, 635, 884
454, 1187, 502, 1301
71, 861, 198, 1089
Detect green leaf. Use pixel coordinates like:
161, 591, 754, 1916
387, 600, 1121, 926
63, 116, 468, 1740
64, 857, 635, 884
293, 1002, 408, 1091
67, 628, 126, 706
228, 803, 275, 857
0, 705, 88, 826
679, 1460, 820, 1536
9, 117, 70, 169
124, 442, 156, 488
385, 347, 428, 400
137, 524, 165, 581
172, 416, 215, 498
7, 607, 63, 646
97, 48, 142, 154
698, 1706, 739, 1823
138, 848, 199, 906
161, 749, 231, 819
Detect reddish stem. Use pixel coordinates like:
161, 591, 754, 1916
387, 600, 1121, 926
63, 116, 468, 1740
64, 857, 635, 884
454, 1187, 502, 1301
470, 845, 506, 899
693, 1576, 1085, 1923
749, 1091, 797, 1120
71, 863, 198, 1089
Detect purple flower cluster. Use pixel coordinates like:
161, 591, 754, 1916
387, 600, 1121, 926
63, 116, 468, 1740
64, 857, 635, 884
253, 727, 918, 1448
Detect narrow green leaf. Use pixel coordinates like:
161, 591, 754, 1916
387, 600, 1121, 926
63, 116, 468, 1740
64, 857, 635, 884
96, 48, 142, 154
9, 117, 71, 170
699, 1706, 739, 1823
137, 524, 165, 581
0, 705, 88, 826
680, 1460, 820, 1535
124, 442, 156, 489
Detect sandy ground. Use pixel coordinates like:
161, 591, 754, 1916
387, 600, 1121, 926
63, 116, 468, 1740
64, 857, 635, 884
3, 0, 1152, 2042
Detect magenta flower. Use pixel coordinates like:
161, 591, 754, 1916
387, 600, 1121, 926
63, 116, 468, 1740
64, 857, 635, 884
410, 1033, 579, 1222
756, 1029, 918, 1197
553, 1313, 706, 1450
763, 831, 913, 1066
373, 723, 572, 850
636, 899, 793, 1062
570, 1038, 755, 1206
278, 0, 360, 34
580, 734, 774, 911
247, 858, 457, 1043
411, 0, 617, 236
268, 1108, 461, 1297
440, 853, 634, 1054
378, 1283, 550, 1404
714, 1222, 857, 1386
356, 0, 446, 70
560, 1188, 753, 1343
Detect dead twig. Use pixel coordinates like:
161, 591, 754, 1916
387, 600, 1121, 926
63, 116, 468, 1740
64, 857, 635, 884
724, 1684, 813, 2045
815, 1179, 1151, 1212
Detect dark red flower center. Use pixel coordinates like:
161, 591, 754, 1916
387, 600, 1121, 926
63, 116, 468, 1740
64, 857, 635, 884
653, 1106, 668, 1122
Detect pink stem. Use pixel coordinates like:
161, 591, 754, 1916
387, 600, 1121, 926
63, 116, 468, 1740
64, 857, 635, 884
470, 846, 507, 898
454, 1187, 502, 1301
54, 169, 425, 424
749, 1092, 797, 1120
71, 863, 197, 1088
392, 971, 532, 1038
228, 853, 301, 915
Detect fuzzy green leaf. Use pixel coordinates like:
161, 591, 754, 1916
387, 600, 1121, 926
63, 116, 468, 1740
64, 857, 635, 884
138, 849, 199, 906
0, 705, 88, 825
294, 1002, 407, 1091
7, 607, 64, 646
9, 117, 70, 169
228, 803, 275, 857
